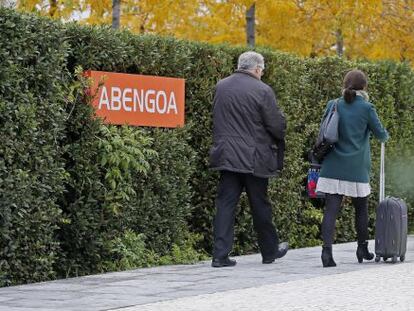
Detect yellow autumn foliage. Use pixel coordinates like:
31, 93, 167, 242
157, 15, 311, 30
16, 0, 414, 63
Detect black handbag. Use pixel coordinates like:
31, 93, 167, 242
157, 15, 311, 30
312, 141, 334, 162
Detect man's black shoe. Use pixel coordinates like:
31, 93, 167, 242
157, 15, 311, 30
275, 242, 289, 259
211, 257, 237, 268
262, 242, 289, 264
262, 258, 275, 264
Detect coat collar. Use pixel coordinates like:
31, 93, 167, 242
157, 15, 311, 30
235, 69, 260, 80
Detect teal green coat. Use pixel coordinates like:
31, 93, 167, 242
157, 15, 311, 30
319, 95, 389, 183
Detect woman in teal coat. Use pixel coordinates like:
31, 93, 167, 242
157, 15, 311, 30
316, 69, 389, 267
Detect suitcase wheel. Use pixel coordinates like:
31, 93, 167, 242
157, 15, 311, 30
391, 255, 398, 264
400, 255, 405, 262
383, 257, 388, 262
375, 255, 381, 263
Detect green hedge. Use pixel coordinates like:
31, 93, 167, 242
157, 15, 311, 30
0, 8, 413, 286
0, 10, 68, 285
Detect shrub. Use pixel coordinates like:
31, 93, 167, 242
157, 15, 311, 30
0, 9, 68, 286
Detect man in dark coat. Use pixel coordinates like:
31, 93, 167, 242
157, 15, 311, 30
210, 51, 288, 267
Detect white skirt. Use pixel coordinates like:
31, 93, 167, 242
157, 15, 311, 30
316, 177, 371, 198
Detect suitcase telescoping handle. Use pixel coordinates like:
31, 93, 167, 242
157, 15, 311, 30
379, 142, 385, 202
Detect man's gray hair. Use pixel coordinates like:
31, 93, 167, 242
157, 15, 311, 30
237, 51, 265, 70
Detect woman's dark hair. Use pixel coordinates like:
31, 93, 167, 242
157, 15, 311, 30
343, 69, 367, 103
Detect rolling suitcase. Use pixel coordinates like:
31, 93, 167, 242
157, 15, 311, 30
374, 143, 408, 263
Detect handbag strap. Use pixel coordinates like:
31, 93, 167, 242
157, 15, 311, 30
332, 98, 339, 111
321, 98, 339, 127
328, 98, 339, 114
379, 143, 385, 202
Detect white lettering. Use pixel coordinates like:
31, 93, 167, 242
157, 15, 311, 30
145, 89, 156, 113
156, 91, 167, 114
122, 88, 132, 112
167, 92, 178, 114
98, 86, 110, 110
133, 89, 144, 112
111, 87, 122, 111
99, 86, 180, 115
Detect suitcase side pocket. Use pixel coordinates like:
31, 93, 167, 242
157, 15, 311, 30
375, 201, 387, 256
398, 199, 408, 257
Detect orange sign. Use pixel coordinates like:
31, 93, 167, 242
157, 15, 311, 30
87, 70, 185, 128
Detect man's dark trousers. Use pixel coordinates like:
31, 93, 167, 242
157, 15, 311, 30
213, 171, 279, 261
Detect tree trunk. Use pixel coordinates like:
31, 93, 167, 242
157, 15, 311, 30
112, 0, 121, 30
49, 0, 58, 17
335, 29, 344, 57
246, 3, 255, 47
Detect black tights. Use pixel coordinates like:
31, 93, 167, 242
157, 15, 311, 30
322, 194, 369, 247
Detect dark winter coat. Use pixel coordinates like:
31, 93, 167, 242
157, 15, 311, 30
209, 70, 286, 178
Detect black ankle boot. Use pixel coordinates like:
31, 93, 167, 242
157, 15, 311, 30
356, 241, 374, 263
321, 246, 336, 268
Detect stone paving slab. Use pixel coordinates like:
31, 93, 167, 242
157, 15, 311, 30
125, 263, 414, 311
0, 236, 413, 311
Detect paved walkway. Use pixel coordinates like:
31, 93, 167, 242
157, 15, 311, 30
0, 236, 413, 311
